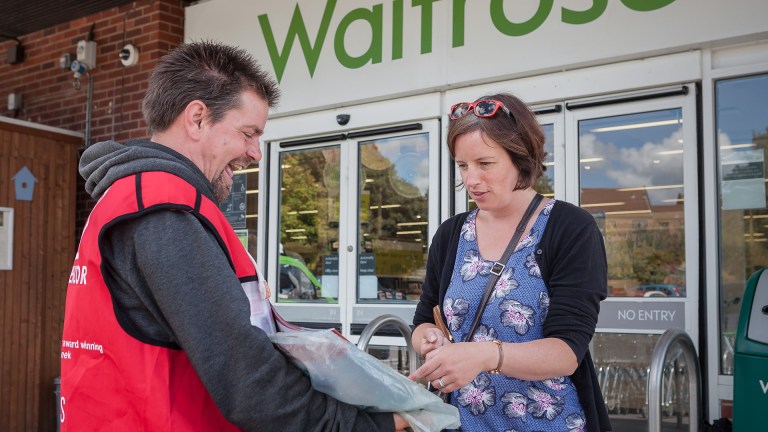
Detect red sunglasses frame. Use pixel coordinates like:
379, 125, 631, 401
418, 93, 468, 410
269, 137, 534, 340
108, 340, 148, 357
449, 99, 511, 120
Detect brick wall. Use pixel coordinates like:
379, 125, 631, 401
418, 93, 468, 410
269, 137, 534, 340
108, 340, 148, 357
0, 0, 185, 237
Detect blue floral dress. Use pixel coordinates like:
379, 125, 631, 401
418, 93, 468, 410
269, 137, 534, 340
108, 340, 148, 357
443, 200, 587, 432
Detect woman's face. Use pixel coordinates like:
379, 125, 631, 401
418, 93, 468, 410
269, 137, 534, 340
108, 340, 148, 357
454, 130, 520, 213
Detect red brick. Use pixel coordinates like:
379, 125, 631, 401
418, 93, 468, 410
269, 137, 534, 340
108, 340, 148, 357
0, 0, 185, 233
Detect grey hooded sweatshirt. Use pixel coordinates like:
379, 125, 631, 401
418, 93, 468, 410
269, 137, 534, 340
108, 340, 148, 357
78, 139, 394, 431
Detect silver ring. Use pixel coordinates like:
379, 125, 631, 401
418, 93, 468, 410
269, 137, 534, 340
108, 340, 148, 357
438, 377, 446, 388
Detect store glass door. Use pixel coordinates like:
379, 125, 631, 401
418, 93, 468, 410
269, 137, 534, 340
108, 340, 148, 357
267, 120, 441, 374
565, 86, 699, 428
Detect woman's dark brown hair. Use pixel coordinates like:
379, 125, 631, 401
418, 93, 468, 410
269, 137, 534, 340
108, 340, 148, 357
447, 93, 545, 190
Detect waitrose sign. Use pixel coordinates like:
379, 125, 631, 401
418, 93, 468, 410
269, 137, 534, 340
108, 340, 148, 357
186, 0, 767, 114
258, 0, 677, 82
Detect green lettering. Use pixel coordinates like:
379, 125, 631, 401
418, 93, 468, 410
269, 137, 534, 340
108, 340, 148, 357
335, 5, 383, 69
562, 0, 607, 25
621, 0, 676, 12
452, 0, 466, 48
393, 0, 404, 60
412, 0, 440, 54
490, 0, 554, 37
258, 0, 337, 82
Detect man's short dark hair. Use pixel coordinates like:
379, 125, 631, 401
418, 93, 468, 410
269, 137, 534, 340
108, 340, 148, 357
142, 41, 281, 135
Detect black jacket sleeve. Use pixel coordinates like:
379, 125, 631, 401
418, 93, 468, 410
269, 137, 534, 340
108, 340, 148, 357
101, 210, 393, 432
539, 201, 608, 362
413, 213, 468, 327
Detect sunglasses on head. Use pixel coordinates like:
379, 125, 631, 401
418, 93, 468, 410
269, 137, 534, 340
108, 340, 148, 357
449, 99, 511, 120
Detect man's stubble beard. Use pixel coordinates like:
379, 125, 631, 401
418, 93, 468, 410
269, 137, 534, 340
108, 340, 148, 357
212, 173, 230, 203
213, 156, 252, 203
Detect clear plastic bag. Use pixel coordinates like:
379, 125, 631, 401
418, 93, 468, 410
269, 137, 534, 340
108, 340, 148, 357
268, 326, 460, 432
246, 256, 458, 431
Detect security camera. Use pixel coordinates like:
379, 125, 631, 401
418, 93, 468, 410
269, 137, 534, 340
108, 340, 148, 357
70, 60, 88, 78
119, 44, 139, 67
336, 114, 350, 126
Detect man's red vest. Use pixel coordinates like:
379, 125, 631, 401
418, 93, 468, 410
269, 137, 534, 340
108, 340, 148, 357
61, 171, 257, 431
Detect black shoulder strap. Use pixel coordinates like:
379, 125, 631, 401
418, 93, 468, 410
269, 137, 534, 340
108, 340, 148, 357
464, 193, 544, 342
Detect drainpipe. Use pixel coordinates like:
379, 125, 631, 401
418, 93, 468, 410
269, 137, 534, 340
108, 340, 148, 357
85, 74, 93, 147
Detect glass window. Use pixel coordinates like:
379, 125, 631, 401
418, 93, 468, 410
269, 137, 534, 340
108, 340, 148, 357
592, 333, 692, 425
366, 345, 414, 375
539, 123, 556, 197
579, 109, 687, 298
222, 166, 259, 257
358, 134, 429, 302
715, 73, 768, 375
244, 167, 260, 252
277, 147, 341, 303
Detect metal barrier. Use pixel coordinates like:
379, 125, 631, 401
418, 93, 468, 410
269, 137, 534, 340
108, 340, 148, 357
357, 314, 420, 375
648, 328, 702, 432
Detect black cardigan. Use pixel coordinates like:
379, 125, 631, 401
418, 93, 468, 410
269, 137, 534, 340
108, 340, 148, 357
413, 200, 612, 432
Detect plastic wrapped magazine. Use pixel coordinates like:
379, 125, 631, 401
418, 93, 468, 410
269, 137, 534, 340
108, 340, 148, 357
246, 257, 459, 431
268, 309, 460, 432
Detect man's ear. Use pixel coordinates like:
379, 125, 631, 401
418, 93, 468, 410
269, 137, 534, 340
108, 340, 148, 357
183, 100, 207, 140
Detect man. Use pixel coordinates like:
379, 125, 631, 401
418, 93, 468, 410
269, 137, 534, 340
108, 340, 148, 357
61, 41, 408, 431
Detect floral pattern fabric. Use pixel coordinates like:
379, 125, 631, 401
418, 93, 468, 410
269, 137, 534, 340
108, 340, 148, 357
444, 201, 586, 431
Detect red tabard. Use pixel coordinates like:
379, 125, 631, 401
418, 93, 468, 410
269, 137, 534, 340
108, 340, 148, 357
61, 171, 256, 431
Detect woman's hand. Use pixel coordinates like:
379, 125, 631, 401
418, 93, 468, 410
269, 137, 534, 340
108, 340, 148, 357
409, 341, 497, 393
418, 326, 447, 356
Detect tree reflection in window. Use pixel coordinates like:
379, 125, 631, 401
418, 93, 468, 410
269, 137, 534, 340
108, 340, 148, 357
278, 148, 340, 303
359, 134, 429, 302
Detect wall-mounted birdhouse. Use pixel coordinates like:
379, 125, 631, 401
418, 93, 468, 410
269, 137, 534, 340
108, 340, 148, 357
12, 166, 38, 201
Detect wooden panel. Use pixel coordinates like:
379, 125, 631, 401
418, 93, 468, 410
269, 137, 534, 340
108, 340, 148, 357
0, 121, 78, 432
0, 129, 12, 428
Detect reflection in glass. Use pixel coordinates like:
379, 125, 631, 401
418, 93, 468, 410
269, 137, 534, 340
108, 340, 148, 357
716, 73, 768, 375
233, 164, 261, 259
538, 123, 556, 197
592, 333, 692, 429
359, 134, 429, 302
277, 147, 340, 303
467, 122, 555, 210
579, 109, 687, 298
367, 345, 414, 375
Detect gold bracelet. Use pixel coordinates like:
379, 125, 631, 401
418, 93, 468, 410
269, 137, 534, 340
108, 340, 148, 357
489, 340, 504, 374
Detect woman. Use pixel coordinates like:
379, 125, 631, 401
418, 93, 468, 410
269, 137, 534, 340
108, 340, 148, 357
409, 93, 611, 432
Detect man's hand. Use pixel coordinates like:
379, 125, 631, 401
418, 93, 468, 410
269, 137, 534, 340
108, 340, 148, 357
393, 413, 411, 431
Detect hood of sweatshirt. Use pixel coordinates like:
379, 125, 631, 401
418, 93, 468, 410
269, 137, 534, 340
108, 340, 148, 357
79, 139, 217, 201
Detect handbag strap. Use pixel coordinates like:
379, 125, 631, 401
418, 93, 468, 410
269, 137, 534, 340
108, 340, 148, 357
463, 192, 544, 342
